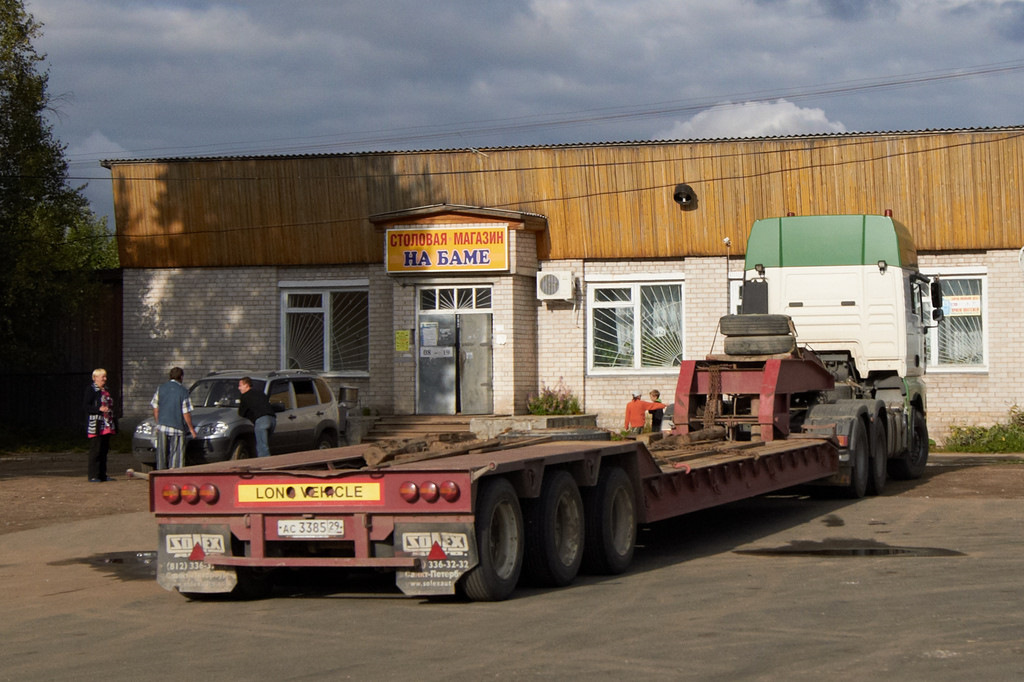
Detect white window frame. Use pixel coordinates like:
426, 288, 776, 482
585, 275, 685, 375
920, 267, 988, 374
279, 279, 370, 377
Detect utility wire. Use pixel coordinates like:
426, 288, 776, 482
62, 59, 1024, 167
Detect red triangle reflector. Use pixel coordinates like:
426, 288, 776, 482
427, 542, 447, 561
189, 543, 206, 561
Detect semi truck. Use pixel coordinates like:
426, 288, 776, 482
148, 212, 942, 601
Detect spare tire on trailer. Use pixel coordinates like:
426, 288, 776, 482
719, 314, 792, 336
723, 334, 796, 356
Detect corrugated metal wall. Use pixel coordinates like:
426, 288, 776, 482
109, 127, 1024, 268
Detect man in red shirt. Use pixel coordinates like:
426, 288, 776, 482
624, 390, 664, 435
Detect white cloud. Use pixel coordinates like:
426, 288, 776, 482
654, 100, 848, 140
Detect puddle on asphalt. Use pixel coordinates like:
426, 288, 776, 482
49, 551, 157, 581
736, 539, 964, 558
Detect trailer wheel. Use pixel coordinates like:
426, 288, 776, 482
867, 417, 888, 496
724, 334, 796, 356
719, 314, 792, 336
843, 419, 870, 499
581, 467, 636, 575
462, 477, 524, 602
889, 410, 929, 480
523, 470, 584, 587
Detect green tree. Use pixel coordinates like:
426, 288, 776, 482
0, 0, 117, 371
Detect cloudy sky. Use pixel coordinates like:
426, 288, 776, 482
28, 0, 1024, 221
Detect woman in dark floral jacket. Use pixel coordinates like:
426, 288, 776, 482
84, 368, 117, 481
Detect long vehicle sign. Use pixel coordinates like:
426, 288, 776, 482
236, 480, 383, 505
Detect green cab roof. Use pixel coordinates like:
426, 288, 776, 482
744, 214, 918, 269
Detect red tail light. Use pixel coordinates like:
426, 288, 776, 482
162, 484, 181, 504
399, 481, 419, 502
400, 480, 460, 503
440, 480, 460, 502
420, 481, 439, 503
181, 483, 200, 504
199, 483, 219, 504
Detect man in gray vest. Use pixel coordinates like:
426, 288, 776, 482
151, 367, 197, 469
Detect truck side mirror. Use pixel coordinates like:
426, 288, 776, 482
930, 280, 944, 321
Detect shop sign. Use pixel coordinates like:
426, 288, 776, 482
943, 294, 981, 317
386, 224, 508, 272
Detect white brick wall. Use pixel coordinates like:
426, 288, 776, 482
123, 248, 1023, 444
123, 265, 381, 421
918, 250, 1024, 441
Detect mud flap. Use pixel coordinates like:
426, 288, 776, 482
157, 524, 238, 594
395, 523, 478, 596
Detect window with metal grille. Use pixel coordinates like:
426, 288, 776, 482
589, 282, 684, 371
281, 288, 369, 375
418, 286, 492, 312
926, 274, 987, 369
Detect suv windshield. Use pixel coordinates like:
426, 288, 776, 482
189, 378, 267, 408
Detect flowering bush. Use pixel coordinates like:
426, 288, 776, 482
527, 379, 582, 415
943, 405, 1024, 453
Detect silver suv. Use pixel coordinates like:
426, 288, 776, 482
133, 370, 342, 468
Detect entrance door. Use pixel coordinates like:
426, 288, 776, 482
417, 315, 457, 414
415, 285, 494, 415
458, 313, 493, 414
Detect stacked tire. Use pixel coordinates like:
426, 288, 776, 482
719, 314, 795, 356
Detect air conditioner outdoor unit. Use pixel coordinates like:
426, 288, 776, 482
537, 271, 575, 301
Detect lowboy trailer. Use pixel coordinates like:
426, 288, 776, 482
150, 358, 840, 602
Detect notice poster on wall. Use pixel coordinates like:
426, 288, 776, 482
395, 329, 411, 352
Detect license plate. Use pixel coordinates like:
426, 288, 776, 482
277, 519, 345, 538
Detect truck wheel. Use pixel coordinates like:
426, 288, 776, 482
843, 419, 870, 499
719, 314, 792, 336
462, 477, 524, 601
522, 470, 584, 587
867, 418, 887, 496
724, 334, 795, 356
581, 466, 636, 575
889, 411, 929, 479
229, 439, 253, 460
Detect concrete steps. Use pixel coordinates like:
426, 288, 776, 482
362, 414, 476, 442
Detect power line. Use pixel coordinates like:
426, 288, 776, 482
62, 59, 1024, 165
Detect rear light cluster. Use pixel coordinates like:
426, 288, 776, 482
399, 480, 460, 503
162, 482, 220, 505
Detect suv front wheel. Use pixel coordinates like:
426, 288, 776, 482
230, 438, 255, 460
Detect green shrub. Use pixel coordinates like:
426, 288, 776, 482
943, 405, 1024, 453
527, 379, 582, 416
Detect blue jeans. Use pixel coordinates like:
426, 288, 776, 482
254, 415, 276, 457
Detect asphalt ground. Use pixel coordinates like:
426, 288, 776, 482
1, 454, 1023, 681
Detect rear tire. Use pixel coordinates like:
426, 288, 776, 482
889, 410, 929, 479
315, 432, 337, 449
581, 466, 636, 575
462, 477, 524, 601
724, 334, 795, 356
719, 314, 792, 336
843, 419, 869, 499
867, 417, 888, 495
522, 470, 584, 587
